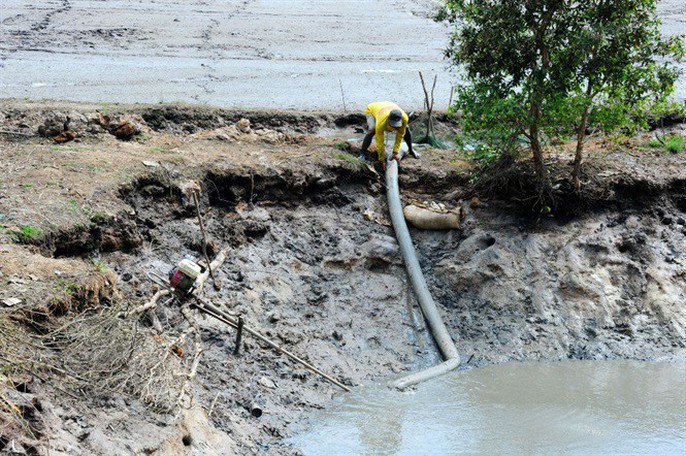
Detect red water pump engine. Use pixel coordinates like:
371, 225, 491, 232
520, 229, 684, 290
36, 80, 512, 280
169, 257, 203, 295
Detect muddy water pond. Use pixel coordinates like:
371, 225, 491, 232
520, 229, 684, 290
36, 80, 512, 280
291, 361, 686, 455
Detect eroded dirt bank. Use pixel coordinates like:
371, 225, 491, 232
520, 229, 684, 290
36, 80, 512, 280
1, 102, 685, 455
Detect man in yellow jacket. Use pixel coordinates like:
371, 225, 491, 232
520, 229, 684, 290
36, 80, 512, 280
361, 101, 420, 169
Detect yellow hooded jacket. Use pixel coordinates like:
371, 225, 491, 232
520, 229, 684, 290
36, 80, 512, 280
364, 101, 409, 161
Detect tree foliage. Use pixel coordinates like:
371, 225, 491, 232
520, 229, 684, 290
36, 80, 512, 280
442, 0, 684, 206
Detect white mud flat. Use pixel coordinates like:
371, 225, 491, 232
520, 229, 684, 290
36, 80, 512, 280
0, 0, 453, 110
1, 0, 684, 109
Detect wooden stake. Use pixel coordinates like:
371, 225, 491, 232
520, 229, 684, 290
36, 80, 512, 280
233, 316, 244, 355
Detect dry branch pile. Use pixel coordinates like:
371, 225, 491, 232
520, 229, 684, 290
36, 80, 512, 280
52, 304, 194, 413
1, 277, 204, 451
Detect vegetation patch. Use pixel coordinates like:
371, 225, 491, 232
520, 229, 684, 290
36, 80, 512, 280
442, 0, 684, 210
648, 135, 686, 154
8, 225, 43, 244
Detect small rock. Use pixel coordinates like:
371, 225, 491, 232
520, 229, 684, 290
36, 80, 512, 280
360, 235, 400, 265
257, 377, 276, 389
254, 128, 284, 143
142, 160, 160, 167
178, 180, 201, 207
113, 119, 140, 140
38, 112, 69, 137
215, 125, 240, 141
237, 206, 271, 222
2, 298, 22, 307
237, 118, 251, 133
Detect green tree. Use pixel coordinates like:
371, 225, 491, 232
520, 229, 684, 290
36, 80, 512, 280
443, 0, 683, 205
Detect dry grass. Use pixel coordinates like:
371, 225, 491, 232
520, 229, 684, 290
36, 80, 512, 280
1, 281, 202, 451
52, 303, 194, 412
0, 315, 53, 448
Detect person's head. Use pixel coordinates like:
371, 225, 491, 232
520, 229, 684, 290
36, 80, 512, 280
389, 109, 403, 128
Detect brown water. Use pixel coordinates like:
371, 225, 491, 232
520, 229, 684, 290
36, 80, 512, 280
291, 361, 686, 455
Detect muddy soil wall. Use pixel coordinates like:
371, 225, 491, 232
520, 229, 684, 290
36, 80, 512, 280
103, 165, 686, 453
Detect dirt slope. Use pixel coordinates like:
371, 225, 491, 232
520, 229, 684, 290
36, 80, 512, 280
0, 101, 685, 455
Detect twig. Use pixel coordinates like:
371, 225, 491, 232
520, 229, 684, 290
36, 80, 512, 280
120, 289, 171, 317
419, 71, 430, 111
338, 78, 347, 113
233, 316, 244, 355
177, 304, 204, 408
140, 327, 192, 399
148, 310, 164, 333
208, 392, 221, 418
419, 71, 438, 140
193, 297, 350, 392
274, 145, 320, 165
194, 248, 230, 296
275, 151, 315, 165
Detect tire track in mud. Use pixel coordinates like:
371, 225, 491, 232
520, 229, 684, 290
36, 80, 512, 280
30, 0, 71, 33
194, 0, 256, 99
9, 0, 72, 46
1, 0, 72, 69
0, 0, 67, 71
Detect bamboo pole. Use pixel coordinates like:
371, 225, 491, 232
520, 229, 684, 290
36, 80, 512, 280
192, 190, 218, 289
192, 298, 351, 392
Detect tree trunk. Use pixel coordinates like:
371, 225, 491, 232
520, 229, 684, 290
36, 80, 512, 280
572, 104, 590, 191
572, 81, 594, 191
529, 100, 553, 206
530, 128, 552, 204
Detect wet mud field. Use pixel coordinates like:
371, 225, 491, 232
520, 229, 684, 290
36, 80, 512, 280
1, 102, 686, 454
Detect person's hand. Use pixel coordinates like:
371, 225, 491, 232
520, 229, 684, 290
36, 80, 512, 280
381, 160, 387, 171
391, 153, 400, 162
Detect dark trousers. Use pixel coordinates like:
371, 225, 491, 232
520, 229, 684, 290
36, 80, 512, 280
361, 128, 413, 158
